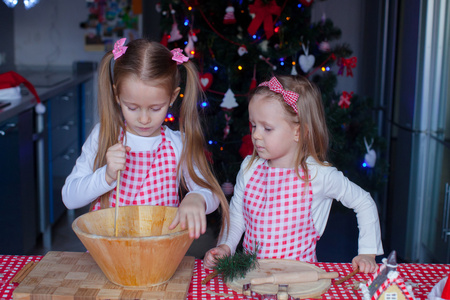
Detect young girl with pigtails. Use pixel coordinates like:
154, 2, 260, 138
62, 38, 229, 239
204, 75, 383, 273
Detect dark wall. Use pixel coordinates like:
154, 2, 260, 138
142, 0, 162, 41
0, 3, 14, 73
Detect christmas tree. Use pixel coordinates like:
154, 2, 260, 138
158, 0, 387, 196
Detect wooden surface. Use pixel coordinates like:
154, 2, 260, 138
227, 259, 332, 299
12, 251, 195, 299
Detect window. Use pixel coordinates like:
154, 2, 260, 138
385, 293, 398, 300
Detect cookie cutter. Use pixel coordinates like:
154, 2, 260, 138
242, 283, 300, 300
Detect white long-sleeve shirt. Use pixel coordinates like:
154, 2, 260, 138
62, 124, 219, 213
219, 156, 384, 256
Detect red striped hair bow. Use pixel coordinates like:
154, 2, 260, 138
258, 77, 299, 113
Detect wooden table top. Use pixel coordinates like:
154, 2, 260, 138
1, 253, 449, 299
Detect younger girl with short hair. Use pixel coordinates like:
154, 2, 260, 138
62, 38, 229, 239
204, 75, 383, 273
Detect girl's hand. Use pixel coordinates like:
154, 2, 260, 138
352, 254, 378, 273
105, 143, 130, 185
168, 193, 206, 239
204, 244, 231, 269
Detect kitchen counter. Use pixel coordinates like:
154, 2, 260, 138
0, 69, 95, 123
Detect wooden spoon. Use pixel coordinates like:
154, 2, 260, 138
114, 170, 120, 237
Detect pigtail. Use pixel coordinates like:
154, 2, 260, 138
178, 61, 229, 238
91, 51, 124, 210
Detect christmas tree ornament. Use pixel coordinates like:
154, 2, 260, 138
249, 78, 257, 90
237, 26, 244, 40
155, 2, 161, 13
337, 56, 357, 77
223, 114, 231, 139
239, 134, 254, 158
220, 88, 239, 110
258, 40, 269, 53
299, 43, 315, 73
291, 61, 298, 75
238, 45, 248, 56
199, 73, 213, 91
168, 5, 183, 42
204, 149, 213, 164
318, 41, 330, 52
299, 0, 314, 7
321, 12, 327, 24
168, 23, 183, 42
247, 0, 281, 39
160, 32, 169, 46
363, 137, 377, 168
259, 55, 277, 70
338, 91, 353, 109
221, 181, 234, 196
189, 28, 199, 42
223, 5, 236, 24
184, 32, 196, 58
249, 65, 257, 91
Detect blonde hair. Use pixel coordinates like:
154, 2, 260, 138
247, 75, 330, 181
93, 39, 229, 233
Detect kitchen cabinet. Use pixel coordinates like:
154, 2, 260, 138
37, 78, 95, 248
80, 78, 96, 140
45, 87, 80, 225
0, 70, 95, 253
0, 109, 37, 254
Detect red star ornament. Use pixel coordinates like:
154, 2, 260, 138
247, 0, 281, 39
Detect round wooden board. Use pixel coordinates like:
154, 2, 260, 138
227, 259, 332, 299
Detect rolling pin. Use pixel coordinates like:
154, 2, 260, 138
250, 270, 339, 285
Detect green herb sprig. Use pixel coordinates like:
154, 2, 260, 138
214, 248, 259, 283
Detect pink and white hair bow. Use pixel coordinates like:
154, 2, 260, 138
171, 48, 189, 65
258, 77, 299, 113
112, 38, 128, 60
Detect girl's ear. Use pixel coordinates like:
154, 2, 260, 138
170, 87, 181, 107
294, 124, 301, 142
294, 124, 307, 143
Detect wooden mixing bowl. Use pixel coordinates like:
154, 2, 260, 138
72, 205, 194, 287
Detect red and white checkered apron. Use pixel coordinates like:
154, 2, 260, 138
242, 164, 320, 262
92, 127, 179, 210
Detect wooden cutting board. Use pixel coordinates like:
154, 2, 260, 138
13, 251, 195, 300
227, 259, 332, 299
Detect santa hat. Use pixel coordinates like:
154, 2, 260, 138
0, 71, 45, 114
